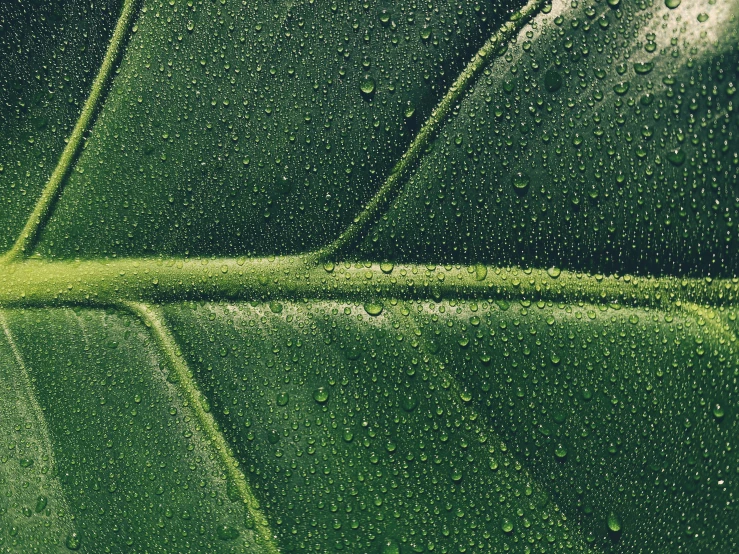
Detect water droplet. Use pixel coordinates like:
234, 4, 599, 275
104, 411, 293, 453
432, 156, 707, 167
712, 404, 725, 420
633, 62, 654, 74
364, 302, 383, 316
613, 82, 630, 95
555, 444, 568, 459
216, 525, 240, 541
380, 261, 394, 274
512, 172, 530, 193
664, 0, 680, 7
313, 387, 329, 404
607, 512, 622, 533
547, 267, 561, 279
667, 149, 685, 166
697, 12, 709, 22
502, 518, 514, 533
276, 391, 290, 406
382, 538, 400, 554
65, 532, 81, 550
35, 495, 48, 513
401, 394, 418, 412
360, 75, 376, 96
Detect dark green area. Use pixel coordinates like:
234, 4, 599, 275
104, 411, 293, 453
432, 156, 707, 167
165, 300, 739, 553
0, 0, 120, 253
359, 0, 739, 277
1, 308, 265, 553
35, 0, 524, 259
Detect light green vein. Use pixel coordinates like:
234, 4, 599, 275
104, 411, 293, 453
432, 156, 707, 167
123, 302, 280, 554
314, 0, 546, 262
1, 0, 138, 263
0, 257, 736, 310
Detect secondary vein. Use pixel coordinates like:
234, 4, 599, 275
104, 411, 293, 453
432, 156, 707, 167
123, 302, 281, 554
313, 0, 547, 262
1, 0, 138, 263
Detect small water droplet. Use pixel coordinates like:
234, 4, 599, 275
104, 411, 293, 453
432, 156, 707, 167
667, 149, 685, 166
502, 518, 514, 533
66, 532, 82, 550
216, 525, 240, 541
313, 387, 329, 404
401, 394, 418, 412
364, 302, 383, 316
512, 172, 530, 193
607, 512, 622, 533
360, 75, 376, 96
277, 391, 290, 406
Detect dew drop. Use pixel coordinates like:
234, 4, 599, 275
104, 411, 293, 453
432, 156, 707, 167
502, 518, 514, 533
607, 512, 623, 533
216, 525, 240, 541
667, 149, 685, 166
512, 172, 530, 193
276, 391, 290, 406
633, 61, 654, 74
382, 538, 400, 554
313, 387, 329, 404
360, 75, 376, 96
613, 82, 630, 95
364, 302, 383, 316
65, 532, 81, 551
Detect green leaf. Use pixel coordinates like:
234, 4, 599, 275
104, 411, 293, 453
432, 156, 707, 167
358, 0, 739, 276
0, 0, 121, 253
0, 0, 738, 552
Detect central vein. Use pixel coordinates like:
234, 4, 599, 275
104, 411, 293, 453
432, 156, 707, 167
0, 256, 735, 309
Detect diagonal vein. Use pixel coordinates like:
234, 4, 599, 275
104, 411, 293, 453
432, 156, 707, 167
1, 0, 138, 263
313, 0, 547, 262
123, 301, 280, 554
396, 304, 591, 549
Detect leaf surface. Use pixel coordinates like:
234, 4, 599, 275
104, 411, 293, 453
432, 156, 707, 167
0, 0, 737, 552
